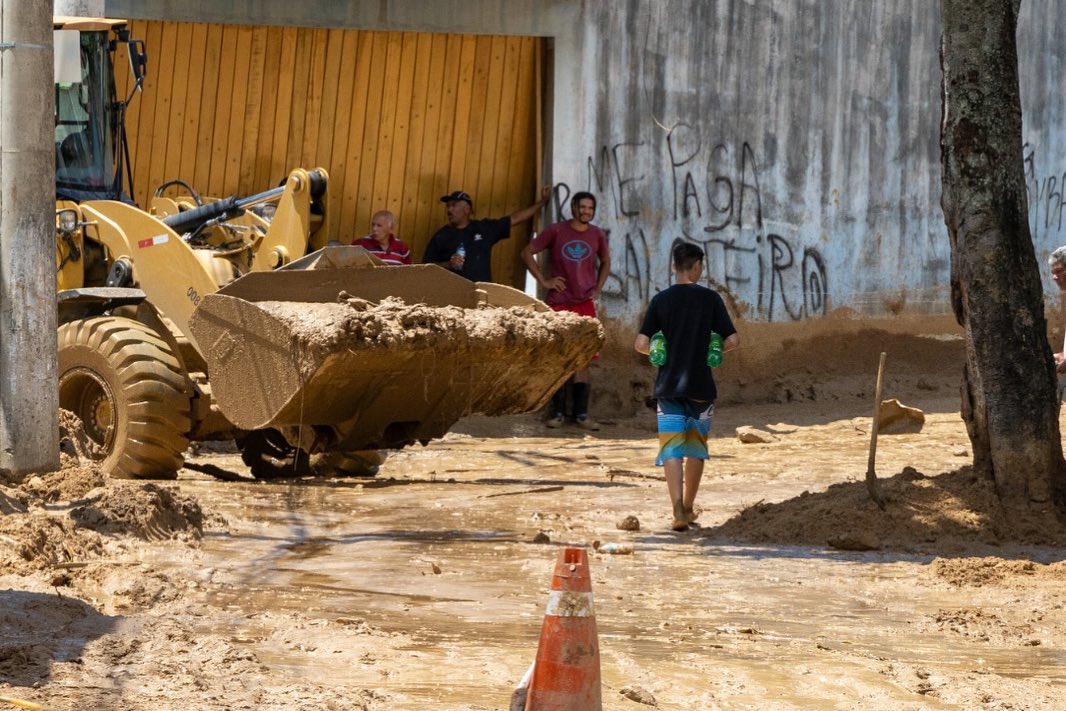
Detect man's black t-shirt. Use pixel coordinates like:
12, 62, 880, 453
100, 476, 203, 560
638, 283, 737, 402
423, 217, 512, 282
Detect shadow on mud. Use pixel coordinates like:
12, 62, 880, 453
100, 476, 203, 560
0, 590, 118, 689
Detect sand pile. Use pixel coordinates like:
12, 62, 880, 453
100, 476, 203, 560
705, 465, 1066, 552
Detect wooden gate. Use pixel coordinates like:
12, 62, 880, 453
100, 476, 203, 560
117, 21, 543, 286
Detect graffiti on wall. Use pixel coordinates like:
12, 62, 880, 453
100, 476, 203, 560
1025, 141, 1066, 239
560, 124, 828, 322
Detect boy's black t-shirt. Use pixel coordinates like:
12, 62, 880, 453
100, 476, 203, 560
638, 283, 737, 402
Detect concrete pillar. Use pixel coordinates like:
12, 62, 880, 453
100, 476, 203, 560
53, 0, 104, 15
0, 0, 59, 475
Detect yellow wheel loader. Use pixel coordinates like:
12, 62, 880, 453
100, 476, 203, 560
53, 18, 603, 480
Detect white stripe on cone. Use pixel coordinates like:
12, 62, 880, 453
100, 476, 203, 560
544, 590, 595, 617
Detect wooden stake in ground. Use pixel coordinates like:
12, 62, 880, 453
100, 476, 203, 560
865, 352, 888, 510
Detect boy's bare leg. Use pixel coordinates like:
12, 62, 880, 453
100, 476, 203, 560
682, 458, 705, 522
663, 458, 688, 530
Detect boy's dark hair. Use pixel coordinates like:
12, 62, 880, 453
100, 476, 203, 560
672, 241, 704, 272
570, 191, 597, 212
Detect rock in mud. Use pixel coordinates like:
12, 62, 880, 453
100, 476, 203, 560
736, 426, 775, 443
827, 531, 882, 551
616, 515, 640, 531
620, 684, 658, 706
878, 399, 925, 434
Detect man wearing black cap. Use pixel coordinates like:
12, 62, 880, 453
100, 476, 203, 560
423, 186, 551, 282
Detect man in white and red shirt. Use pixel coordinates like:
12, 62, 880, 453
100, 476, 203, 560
352, 210, 412, 265
521, 191, 611, 430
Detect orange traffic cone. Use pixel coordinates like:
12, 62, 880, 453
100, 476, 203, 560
524, 547, 602, 710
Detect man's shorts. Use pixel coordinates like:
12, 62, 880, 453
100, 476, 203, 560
550, 300, 599, 359
549, 300, 597, 319
655, 398, 714, 465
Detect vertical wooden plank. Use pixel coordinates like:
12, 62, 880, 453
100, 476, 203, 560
146, 23, 179, 202
177, 23, 209, 186
503, 38, 540, 285
355, 33, 390, 235
267, 27, 299, 187
448, 35, 478, 193
401, 33, 434, 252
530, 37, 541, 215
116, 20, 144, 196
468, 37, 494, 216
489, 37, 525, 285
132, 20, 164, 205
193, 23, 224, 191
475, 36, 507, 225
160, 23, 193, 188
372, 32, 407, 213
313, 29, 345, 167
415, 36, 458, 251
323, 30, 360, 242
386, 32, 418, 223
250, 26, 284, 191
339, 31, 376, 241
215, 25, 246, 195
237, 26, 268, 194
292, 28, 326, 170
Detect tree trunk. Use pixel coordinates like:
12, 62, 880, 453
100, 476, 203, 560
940, 0, 1065, 507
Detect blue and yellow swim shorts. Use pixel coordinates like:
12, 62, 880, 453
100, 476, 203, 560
655, 398, 715, 465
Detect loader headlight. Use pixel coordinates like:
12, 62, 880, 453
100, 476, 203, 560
56, 208, 79, 234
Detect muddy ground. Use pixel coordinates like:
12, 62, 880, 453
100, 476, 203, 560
3, 327, 1066, 710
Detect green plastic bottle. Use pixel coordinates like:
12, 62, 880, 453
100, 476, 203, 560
707, 331, 723, 367
649, 331, 667, 367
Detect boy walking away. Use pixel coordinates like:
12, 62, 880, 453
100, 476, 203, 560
521, 191, 610, 430
634, 242, 739, 531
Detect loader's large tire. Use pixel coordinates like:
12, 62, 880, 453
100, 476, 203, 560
58, 317, 192, 479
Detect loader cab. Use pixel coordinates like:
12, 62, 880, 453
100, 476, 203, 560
54, 17, 145, 203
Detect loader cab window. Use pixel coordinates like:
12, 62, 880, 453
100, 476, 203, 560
55, 30, 115, 196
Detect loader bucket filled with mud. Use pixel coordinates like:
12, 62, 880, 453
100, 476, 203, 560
188, 247, 604, 452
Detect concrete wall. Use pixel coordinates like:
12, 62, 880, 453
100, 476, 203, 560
99, 0, 1066, 327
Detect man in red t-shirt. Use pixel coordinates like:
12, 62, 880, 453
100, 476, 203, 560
352, 210, 412, 265
521, 191, 611, 430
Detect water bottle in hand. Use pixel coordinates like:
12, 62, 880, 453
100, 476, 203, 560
649, 331, 667, 367
707, 331, 723, 367
453, 243, 466, 271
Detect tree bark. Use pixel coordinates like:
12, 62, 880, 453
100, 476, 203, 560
940, 0, 1065, 507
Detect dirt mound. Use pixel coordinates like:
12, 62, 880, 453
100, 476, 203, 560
931, 557, 1066, 587
1, 411, 204, 576
593, 316, 966, 418
70, 483, 203, 541
704, 465, 1066, 552
18, 458, 106, 503
1, 481, 202, 575
0, 513, 106, 575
